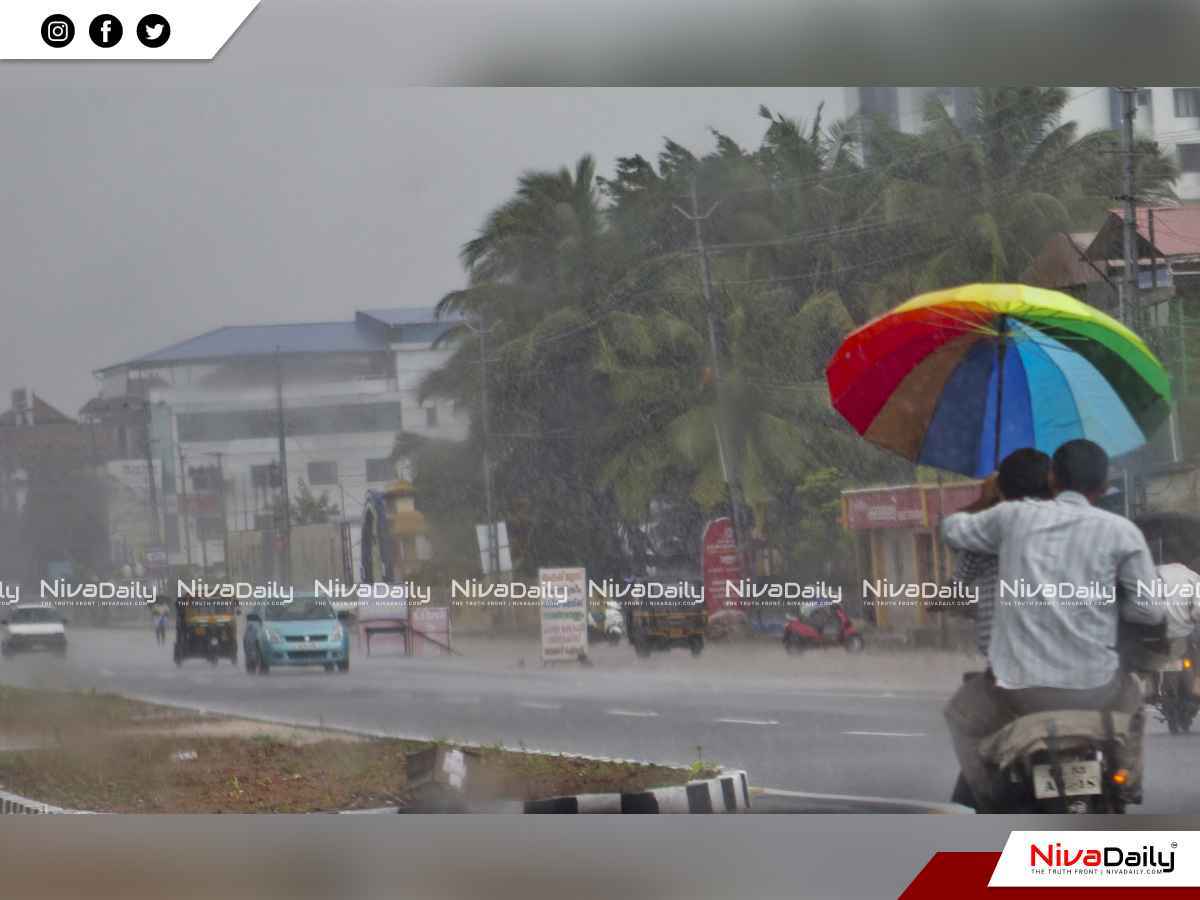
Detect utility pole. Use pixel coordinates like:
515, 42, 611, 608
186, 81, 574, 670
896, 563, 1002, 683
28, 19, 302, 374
140, 401, 161, 545
674, 175, 752, 571
1117, 87, 1140, 518
275, 349, 291, 586
1118, 87, 1139, 329
177, 445, 193, 568
207, 452, 229, 573
463, 315, 501, 578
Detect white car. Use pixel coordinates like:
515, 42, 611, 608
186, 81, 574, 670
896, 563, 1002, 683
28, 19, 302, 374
1, 605, 68, 658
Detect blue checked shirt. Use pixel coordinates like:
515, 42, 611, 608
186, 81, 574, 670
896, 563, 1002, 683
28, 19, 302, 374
941, 492, 1164, 690
954, 550, 997, 657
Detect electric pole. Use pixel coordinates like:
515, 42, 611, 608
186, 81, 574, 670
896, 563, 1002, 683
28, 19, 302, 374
1118, 87, 1138, 329
464, 315, 501, 578
207, 452, 229, 573
139, 400, 161, 545
177, 445, 193, 568
1117, 87, 1140, 517
674, 174, 752, 571
275, 349, 291, 585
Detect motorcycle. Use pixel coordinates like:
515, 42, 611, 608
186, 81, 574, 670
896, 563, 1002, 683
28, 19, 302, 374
1147, 651, 1199, 735
951, 674, 1131, 814
588, 601, 625, 646
782, 602, 864, 654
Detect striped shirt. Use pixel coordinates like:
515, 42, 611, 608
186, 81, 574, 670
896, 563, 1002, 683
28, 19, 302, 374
1157, 563, 1200, 640
941, 491, 1164, 691
954, 550, 997, 657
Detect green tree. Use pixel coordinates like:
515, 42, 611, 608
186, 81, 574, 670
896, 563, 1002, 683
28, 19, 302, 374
282, 479, 340, 526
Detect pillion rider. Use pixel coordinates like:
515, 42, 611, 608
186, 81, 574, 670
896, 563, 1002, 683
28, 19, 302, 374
940, 439, 1164, 809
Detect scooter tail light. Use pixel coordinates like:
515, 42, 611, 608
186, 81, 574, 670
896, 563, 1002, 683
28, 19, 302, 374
1111, 769, 1129, 785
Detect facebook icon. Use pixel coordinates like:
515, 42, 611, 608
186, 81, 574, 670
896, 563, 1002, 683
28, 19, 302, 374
89, 14, 124, 48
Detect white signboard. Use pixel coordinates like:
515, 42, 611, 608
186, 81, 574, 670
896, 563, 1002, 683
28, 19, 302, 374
538, 567, 588, 663
106, 459, 162, 499
476, 522, 513, 574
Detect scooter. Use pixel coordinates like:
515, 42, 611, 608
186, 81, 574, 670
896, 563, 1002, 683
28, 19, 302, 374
589, 601, 625, 646
950, 674, 1130, 814
782, 603, 864, 654
1148, 651, 1199, 735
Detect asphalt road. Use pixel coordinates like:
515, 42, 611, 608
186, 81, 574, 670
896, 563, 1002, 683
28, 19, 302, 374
3, 628, 1199, 812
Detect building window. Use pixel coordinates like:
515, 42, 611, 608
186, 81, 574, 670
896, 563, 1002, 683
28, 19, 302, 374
425, 405, 438, 427
250, 463, 281, 489
1137, 89, 1152, 108
164, 514, 180, 552
188, 464, 221, 493
1174, 88, 1200, 118
1179, 144, 1200, 173
365, 458, 394, 483
177, 401, 405, 442
196, 516, 224, 541
307, 461, 338, 486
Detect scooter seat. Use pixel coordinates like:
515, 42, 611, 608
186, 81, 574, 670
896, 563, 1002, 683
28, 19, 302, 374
979, 710, 1133, 772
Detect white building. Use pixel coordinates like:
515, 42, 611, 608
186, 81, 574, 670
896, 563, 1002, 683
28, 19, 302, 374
846, 87, 1200, 201
91, 307, 466, 570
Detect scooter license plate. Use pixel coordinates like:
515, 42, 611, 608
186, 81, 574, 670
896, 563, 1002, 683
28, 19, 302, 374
210, 637, 219, 646
1161, 659, 1185, 672
1032, 760, 1102, 799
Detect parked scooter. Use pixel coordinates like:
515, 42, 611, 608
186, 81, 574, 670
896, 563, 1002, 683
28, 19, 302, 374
589, 601, 625, 646
782, 602, 864, 654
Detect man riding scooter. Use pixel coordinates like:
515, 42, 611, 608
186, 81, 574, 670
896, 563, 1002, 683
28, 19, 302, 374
941, 439, 1164, 811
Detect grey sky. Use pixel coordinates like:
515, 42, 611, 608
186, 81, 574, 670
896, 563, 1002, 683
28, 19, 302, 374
0, 74, 834, 415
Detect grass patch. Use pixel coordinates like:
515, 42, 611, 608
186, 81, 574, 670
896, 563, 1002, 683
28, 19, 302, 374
0, 686, 707, 812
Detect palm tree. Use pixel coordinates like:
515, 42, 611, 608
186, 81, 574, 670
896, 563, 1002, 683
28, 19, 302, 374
862, 87, 1178, 290
420, 156, 631, 575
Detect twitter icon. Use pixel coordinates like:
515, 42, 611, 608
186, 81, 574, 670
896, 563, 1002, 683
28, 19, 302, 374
137, 13, 170, 48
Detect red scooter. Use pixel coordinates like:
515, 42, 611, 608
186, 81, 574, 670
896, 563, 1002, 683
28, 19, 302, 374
782, 603, 864, 654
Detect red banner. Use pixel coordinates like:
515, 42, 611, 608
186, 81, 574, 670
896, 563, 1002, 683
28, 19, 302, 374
702, 517, 741, 614
843, 482, 982, 531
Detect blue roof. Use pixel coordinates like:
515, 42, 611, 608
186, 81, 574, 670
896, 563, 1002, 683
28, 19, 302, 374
358, 306, 460, 327
100, 308, 464, 373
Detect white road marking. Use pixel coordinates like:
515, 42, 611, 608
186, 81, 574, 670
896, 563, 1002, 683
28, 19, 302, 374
605, 708, 659, 718
842, 730, 927, 738
715, 717, 780, 726
99, 668, 114, 677
519, 701, 564, 711
443, 696, 482, 704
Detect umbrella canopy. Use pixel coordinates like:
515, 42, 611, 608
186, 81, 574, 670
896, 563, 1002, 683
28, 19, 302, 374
826, 284, 1173, 477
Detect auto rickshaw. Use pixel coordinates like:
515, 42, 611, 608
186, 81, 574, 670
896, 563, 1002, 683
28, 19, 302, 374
625, 579, 707, 658
172, 592, 238, 666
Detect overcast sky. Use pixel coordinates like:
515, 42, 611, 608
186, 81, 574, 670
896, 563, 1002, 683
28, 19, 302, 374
1, 50, 835, 414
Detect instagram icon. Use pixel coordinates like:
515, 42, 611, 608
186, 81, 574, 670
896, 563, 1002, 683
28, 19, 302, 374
40, 14, 75, 48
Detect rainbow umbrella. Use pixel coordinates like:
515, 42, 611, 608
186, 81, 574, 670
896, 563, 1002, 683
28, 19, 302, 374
826, 283, 1173, 477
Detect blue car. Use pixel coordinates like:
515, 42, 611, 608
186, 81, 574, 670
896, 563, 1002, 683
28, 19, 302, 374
243, 596, 350, 674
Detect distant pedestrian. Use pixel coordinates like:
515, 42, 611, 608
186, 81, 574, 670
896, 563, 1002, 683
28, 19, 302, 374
154, 604, 168, 645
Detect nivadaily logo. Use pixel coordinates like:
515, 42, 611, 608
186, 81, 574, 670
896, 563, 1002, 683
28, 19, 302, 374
1030, 841, 1177, 875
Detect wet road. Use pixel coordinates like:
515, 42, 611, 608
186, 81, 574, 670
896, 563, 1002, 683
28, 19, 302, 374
2, 628, 1198, 812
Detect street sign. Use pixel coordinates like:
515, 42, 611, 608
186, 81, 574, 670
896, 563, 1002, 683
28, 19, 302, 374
538, 567, 588, 663
702, 518, 741, 614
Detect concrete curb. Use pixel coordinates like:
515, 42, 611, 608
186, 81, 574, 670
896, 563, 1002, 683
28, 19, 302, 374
0, 788, 93, 815
524, 770, 752, 814
751, 787, 973, 814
